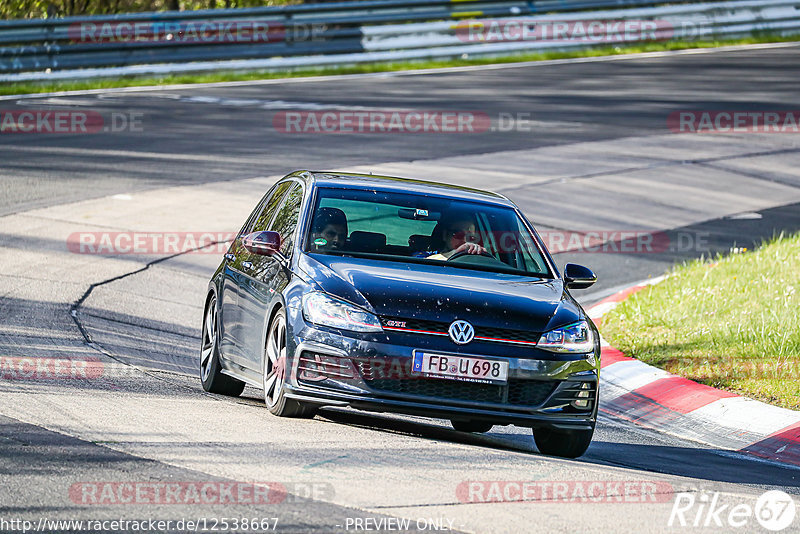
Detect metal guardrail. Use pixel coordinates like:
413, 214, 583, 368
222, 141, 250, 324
0, 0, 797, 81
363, 0, 800, 51
0, 0, 532, 73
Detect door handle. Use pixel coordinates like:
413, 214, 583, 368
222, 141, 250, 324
224, 253, 235, 262
242, 261, 253, 270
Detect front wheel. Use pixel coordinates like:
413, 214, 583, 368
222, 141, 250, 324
532, 426, 594, 458
263, 310, 317, 418
200, 294, 245, 397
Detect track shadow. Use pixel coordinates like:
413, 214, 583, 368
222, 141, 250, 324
583, 440, 800, 490
317, 406, 537, 453
312, 407, 800, 490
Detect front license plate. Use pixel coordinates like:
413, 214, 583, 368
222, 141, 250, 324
411, 351, 509, 385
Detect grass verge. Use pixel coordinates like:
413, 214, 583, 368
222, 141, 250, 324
1, 34, 798, 96
601, 232, 800, 410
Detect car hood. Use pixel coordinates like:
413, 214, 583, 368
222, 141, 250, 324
298, 254, 583, 332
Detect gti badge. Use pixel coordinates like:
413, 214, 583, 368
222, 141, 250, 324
448, 320, 474, 345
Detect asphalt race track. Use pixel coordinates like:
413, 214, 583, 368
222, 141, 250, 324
1, 43, 800, 533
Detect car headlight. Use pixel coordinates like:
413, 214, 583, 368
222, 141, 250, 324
302, 292, 382, 333
537, 321, 594, 353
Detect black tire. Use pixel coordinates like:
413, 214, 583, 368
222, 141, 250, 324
532, 426, 594, 458
263, 309, 317, 418
451, 420, 493, 433
201, 294, 245, 397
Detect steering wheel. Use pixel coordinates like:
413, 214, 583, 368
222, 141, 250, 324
447, 249, 495, 261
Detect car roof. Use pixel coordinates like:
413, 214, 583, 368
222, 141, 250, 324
291, 171, 516, 208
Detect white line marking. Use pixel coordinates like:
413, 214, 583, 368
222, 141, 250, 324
0, 144, 268, 164
601, 360, 673, 391
691, 397, 800, 437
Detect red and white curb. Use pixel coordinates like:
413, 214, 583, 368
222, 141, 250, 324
589, 277, 800, 467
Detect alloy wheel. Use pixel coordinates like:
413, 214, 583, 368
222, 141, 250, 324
263, 313, 287, 408
200, 296, 217, 382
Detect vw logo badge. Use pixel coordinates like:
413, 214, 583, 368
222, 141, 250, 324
448, 320, 474, 345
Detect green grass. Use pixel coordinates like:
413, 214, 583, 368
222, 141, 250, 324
601, 232, 800, 410
1, 34, 798, 96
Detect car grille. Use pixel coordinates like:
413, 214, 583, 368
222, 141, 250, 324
508, 380, 559, 406
365, 378, 506, 404
380, 317, 539, 344
356, 359, 557, 408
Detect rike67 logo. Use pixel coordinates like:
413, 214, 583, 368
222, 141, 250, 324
669, 490, 796, 531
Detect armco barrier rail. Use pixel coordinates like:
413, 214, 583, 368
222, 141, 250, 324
0, 0, 798, 82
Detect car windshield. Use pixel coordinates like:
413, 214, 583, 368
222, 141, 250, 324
304, 187, 552, 277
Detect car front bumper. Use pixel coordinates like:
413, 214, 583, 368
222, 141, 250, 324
284, 308, 600, 431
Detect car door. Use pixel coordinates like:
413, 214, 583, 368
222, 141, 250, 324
219, 181, 292, 365
238, 182, 304, 369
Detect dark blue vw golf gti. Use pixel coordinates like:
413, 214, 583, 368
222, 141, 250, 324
201, 171, 600, 458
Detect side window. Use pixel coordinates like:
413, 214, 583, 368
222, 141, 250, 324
270, 183, 303, 257
247, 182, 292, 234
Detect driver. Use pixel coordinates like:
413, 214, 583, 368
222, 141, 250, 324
310, 207, 348, 250
426, 212, 487, 261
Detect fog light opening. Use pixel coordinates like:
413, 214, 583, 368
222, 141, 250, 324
571, 382, 593, 409
298, 353, 327, 383
298, 352, 358, 383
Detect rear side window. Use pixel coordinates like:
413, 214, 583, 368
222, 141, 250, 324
270, 183, 304, 256
248, 181, 292, 234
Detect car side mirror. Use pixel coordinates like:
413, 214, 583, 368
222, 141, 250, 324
564, 263, 597, 290
242, 231, 282, 256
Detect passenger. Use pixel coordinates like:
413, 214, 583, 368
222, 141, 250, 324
426, 212, 487, 261
310, 207, 348, 250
